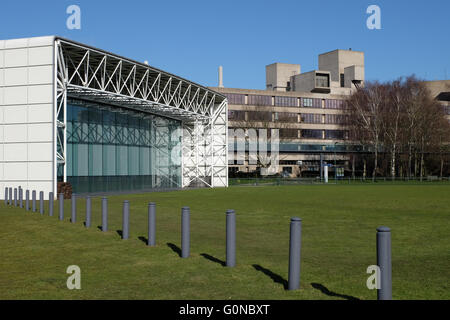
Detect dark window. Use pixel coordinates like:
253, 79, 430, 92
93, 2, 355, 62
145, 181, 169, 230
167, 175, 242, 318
325, 130, 347, 140
316, 73, 330, 87
301, 129, 323, 139
247, 111, 272, 122
282, 167, 293, 174
275, 112, 298, 123
340, 74, 345, 87
228, 110, 246, 121
279, 128, 299, 138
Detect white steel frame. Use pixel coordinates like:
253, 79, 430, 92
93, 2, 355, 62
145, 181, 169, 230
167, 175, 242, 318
54, 38, 228, 188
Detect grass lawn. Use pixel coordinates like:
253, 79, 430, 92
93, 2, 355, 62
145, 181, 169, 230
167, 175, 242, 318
0, 184, 449, 300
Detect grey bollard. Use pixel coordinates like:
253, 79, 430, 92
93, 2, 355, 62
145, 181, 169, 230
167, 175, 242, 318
148, 202, 156, 246
9, 188, 12, 205
122, 200, 129, 240
71, 193, 77, 223
4, 187, 7, 206
49, 192, 54, 216
59, 193, 64, 221
377, 226, 392, 300
85, 196, 91, 228
181, 207, 190, 258
102, 197, 108, 232
226, 209, 236, 267
32, 190, 36, 212
288, 217, 302, 290
25, 190, 30, 211
19, 188, 23, 208
14, 188, 17, 207
39, 191, 44, 214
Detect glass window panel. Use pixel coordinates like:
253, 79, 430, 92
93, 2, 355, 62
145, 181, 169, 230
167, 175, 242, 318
301, 129, 323, 139
65, 100, 181, 193
248, 95, 272, 106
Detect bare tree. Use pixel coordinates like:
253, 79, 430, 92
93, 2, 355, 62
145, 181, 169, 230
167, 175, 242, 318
347, 82, 386, 181
229, 107, 295, 173
348, 76, 450, 180
382, 79, 406, 180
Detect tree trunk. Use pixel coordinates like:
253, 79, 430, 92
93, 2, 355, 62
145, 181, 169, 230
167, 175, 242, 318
363, 159, 367, 180
391, 145, 396, 180
352, 155, 355, 179
414, 152, 418, 178
440, 157, 444, 179
420, 152, 424, 182
373, 148, 378, 182
408, 144, 412, 179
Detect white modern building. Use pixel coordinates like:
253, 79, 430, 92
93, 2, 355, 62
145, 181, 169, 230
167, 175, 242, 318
0, 36, 228, 199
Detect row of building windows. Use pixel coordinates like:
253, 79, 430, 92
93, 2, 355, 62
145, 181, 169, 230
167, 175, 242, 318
228, 127, 348, 140
228, 110, 348, 124
224, 93, 345, 109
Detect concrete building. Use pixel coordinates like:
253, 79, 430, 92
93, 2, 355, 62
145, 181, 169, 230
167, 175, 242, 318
424, 80, 450, 121
211, 49, 364, 178
0, 36, 228, 199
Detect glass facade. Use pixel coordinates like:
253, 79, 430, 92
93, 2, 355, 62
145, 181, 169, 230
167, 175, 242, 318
60, 99, 182, 193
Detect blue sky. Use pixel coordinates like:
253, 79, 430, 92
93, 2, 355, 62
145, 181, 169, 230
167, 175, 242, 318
1, 0, 449, 89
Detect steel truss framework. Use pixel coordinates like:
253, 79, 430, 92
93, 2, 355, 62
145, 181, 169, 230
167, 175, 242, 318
54, 38, 228, 188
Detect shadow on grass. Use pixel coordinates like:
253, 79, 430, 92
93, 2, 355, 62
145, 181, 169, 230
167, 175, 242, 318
200, 253, 226, 267
252, 264, 288, 290
116, 230, 123, 237
138, 236, 148, 245
167, 243, 182, 257
311, 283, 360, 300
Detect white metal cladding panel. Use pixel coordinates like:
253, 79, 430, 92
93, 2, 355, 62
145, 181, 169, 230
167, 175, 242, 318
3, 86, 27, 105
4, 124, 27, 142
28, 142, 53, 161
4, 48, 28, 68
28, 123, 53, 142
28, 84, 53, 104
4, 67, 28, 86
29, 66, 53, 85
4, 144, 27, 161
28, 47, 54, 66
28, 104, 53, 122
0, 36, 55, 200
3, 105, 27, 123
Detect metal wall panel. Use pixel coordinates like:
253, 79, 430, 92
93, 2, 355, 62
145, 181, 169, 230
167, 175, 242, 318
0, 36, 55, 200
